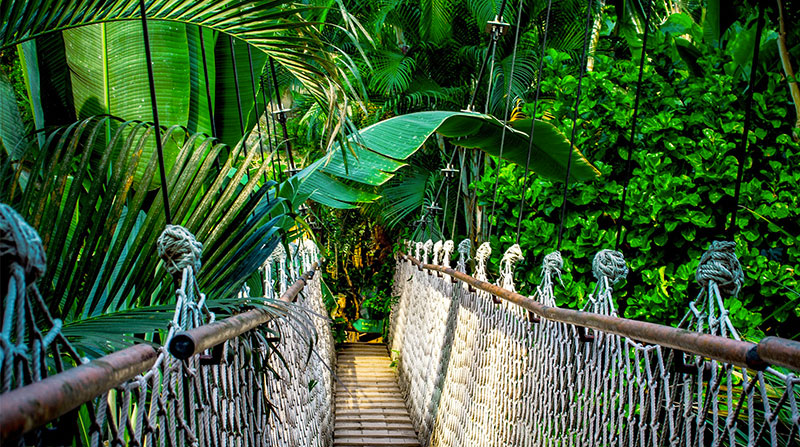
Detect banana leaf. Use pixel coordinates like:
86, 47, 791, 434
298, 110, 600, 208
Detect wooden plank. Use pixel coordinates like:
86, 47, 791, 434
334, 343, 420, 447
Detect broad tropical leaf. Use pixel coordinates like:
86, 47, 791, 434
298, 110, 599, 208
0, 73, 27, 159
0, 0, 365, 149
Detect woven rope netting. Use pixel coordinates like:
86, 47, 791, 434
391, 239, 800, 447
0, 203, 334, 446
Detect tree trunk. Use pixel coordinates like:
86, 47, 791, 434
776, 0, 800, 141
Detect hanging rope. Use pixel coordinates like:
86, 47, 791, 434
486, 0, 526, 241
728, 4, 765, 238
614, 0, 653, 250
260, 67, 282, 182
247, 45, 269, 183
556, 0, 594, 251
466, 0, 508, 111
451, 148, 464, 241
139, 0, 171, 224
269, 57, 297, 174
513, 0, 554, 244
228, 35, 248, 157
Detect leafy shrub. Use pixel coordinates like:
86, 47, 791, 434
475, 23, 799, 340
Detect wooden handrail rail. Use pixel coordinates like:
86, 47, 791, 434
401, 253, 800, 372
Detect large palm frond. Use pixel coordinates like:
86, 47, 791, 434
0, 116, 304, 323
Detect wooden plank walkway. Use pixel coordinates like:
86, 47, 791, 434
334, 343, 421, 447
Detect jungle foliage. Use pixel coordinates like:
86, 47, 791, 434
474, 8, 799, 340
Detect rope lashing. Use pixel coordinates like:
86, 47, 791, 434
157, 225, 203, 278
592, 249, 628, 285
415, 241, 424, 261
433, 240, 444, 266
457, 239, 472, 273
498, 244, 523, 292
474, 242, 492, 282
696, 240, 744, 296
442, 240, 455, 268
422, 239, 433, 265
541, 251, 564, 286
0, 204, 46, 282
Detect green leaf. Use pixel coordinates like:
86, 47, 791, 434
0, 73, 28, 159
63, 21, 189, 187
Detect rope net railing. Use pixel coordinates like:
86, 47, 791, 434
391, 239, 800, 447
0, 203, 334, 446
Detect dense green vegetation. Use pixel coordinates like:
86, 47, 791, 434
1, 0, 798, 346
328, 1, 800, 340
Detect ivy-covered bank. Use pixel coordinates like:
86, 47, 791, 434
476, 15, 799, 340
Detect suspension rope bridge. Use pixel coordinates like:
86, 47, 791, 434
2, 203, 799, 446
2, 0, 799, 446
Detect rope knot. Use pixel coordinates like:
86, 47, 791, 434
433, 240, 443, 265
474, 242, 492, 281
499, 244, 524, 292
696, 240, 743, 296
0, 203, 46, 281
157, 225, 203, 277
475, 242, 492, 263
442, 240, 454, 267
592, 249, 628, 285
500, 244, 523, 271
542, 251, 563, 276
456, 239, 471, 272
422, 239, 433, 264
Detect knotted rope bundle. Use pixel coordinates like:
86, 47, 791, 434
474, 242, 492, 281
498, 244, 524, 292
0, 203, 46, 281
433, 240, 444, 265
442, 240, 455, 268
457, 239, 472, 272
592, 249, 628, 285
423, 239, 434, 265
157, 224, 203, 277
696, 240, 743, 296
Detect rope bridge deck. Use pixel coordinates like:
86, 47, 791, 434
334, 343, 420, 447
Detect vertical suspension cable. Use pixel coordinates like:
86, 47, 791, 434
198, 27, 217, 139
728, 4, 765, 239
139, 0, 171, 224
614, 0, 653, 250
452, 148, 464, 241
487, 0, 526, 241
513, 0, 554, 244
483, 32, 501, 114
269, 57, 297, 174
260, 68, 282, 182
229, 36, 248, 158
555, 0, 594, 251
197, 26, 221, 172
246, 46, 268, 183
467, 0, 509, 111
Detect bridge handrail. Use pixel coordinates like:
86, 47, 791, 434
401, 252, 800, 372
0, 263, 320, 442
